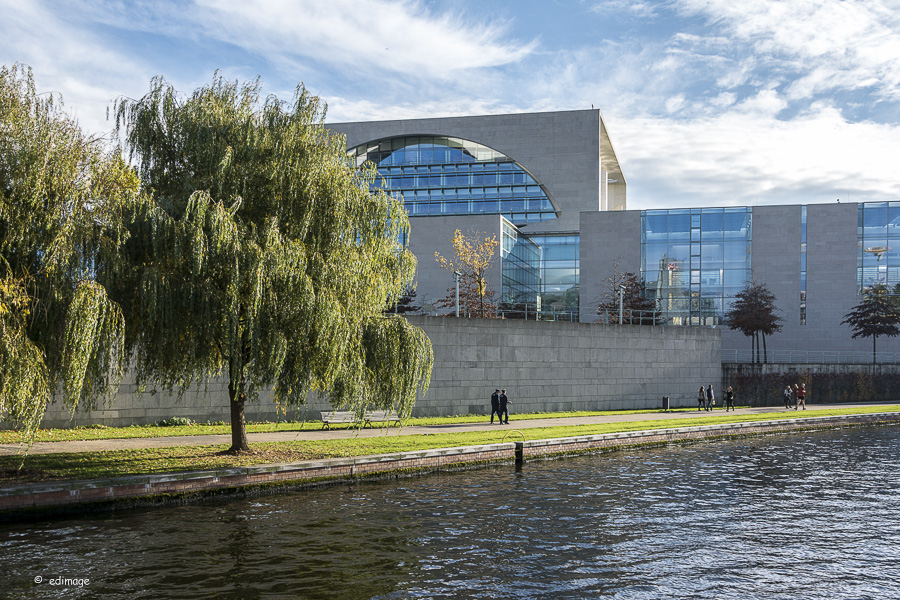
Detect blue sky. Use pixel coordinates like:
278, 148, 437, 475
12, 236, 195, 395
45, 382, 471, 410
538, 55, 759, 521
3, 0, 900, 209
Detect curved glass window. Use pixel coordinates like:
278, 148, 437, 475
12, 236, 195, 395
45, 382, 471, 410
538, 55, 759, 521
348, 135, 558, 226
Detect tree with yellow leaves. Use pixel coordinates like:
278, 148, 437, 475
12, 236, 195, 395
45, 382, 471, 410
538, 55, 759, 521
435, 229, 499, 318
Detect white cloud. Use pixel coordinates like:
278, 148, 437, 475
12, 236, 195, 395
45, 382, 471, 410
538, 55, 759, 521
0, 0, 158, 136
665, 94, 686, 113
616, 105, 900, 208
589, 0, 661, 19
676, 0, 900, 102
195, 0, 537, 80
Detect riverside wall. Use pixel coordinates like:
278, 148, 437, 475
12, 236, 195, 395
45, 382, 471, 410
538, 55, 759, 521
723, 362, 900, 406
3, 412, 898, 519
33, 317, 721, 428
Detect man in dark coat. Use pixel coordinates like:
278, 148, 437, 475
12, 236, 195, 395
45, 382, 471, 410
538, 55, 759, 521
499, 389, 510, 424
491, 389, 502, 424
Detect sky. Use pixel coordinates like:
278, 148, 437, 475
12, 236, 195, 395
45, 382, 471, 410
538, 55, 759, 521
3, 0, 900, 209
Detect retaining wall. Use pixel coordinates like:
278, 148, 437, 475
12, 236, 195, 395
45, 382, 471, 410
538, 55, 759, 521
4, 412, 897, 519
724, 362, 900, 405
34, 317, 721, 428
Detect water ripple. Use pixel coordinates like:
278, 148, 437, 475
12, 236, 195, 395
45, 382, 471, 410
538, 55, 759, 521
2, 426, 900, 598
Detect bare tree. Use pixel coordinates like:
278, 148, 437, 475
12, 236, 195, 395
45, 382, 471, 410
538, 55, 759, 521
597, 258, 660, 325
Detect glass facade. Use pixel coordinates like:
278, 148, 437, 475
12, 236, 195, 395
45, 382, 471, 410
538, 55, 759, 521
348, 136, 558, 226
800, 205, 807, 324
642, 207, 752, 326
858, 202, 900, 293
500, 221, 542, 315
528, 234, 580, 320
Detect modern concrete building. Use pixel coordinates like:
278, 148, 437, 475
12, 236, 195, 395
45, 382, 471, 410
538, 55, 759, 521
580, 202, 900, 358
328, 110, 899, 359
328, 109, 626, 319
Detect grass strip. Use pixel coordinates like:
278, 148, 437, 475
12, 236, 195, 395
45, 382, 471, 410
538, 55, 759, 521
0, 407, 705, 444
2, 405, 898, 485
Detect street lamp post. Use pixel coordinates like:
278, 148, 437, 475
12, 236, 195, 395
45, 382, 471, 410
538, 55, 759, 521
618, 285, 625, 324
454, 270, 461, 317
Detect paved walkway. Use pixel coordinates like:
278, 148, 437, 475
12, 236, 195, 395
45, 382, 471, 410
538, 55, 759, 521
3, 402, 897, 456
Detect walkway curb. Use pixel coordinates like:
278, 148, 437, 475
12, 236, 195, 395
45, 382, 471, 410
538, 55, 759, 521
2, 412, 899, 520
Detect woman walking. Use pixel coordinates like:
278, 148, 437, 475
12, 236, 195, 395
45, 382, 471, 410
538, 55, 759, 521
724, 386, 736, 412
797, 384, 806, 410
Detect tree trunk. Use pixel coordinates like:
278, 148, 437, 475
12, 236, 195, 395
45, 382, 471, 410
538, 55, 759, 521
228, 373, 250, 453
873, 334, 878, 364
762, 332, 768, 364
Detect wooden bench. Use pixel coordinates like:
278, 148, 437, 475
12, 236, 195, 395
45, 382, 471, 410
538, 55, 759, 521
320, 410, 402, 429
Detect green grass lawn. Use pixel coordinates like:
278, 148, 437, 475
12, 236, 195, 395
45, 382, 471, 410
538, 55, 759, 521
0, 407, 705, 444
2, 405, 898, 485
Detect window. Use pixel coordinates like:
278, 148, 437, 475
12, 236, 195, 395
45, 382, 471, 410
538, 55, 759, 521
642, 207, 752, 326
349, 135, 558, 226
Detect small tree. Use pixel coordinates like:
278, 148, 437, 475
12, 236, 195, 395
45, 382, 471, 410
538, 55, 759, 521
434, 229, 499, 318
724, 282, 783, 363
597, 260, 659, 325
387, 287, 420, 315
842, 285, 900, 363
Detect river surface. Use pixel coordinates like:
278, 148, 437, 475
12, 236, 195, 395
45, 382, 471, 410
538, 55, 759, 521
2, 426, 900, 599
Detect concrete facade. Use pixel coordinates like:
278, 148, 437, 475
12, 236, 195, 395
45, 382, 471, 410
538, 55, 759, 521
406, 214, 504, 315
578, 210, 643, 322
328, 109, 625, 234
580, 203, 896, 356
720, 203, 871, 353
35, 316, 721, 428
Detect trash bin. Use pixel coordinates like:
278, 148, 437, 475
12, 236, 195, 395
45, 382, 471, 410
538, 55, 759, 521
662, 396, 670, 411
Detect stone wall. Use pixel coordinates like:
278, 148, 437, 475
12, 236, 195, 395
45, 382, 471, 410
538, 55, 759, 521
723, 362, 900, 405
35, 317, 721, 428
411, 316, 720, 416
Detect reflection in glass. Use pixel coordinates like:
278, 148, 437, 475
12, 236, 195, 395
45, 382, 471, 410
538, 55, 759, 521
859, 202, 900, 294
642, 208, 752, 326
349, 135, 558, 226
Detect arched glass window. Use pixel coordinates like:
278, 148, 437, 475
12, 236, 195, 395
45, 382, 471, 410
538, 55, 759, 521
348, 135, 558, 226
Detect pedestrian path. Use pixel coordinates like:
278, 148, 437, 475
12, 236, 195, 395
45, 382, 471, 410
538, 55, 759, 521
1, 402, 897, 456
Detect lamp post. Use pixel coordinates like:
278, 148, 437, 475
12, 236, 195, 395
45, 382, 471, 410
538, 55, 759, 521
618, 284, 625, 324
454, 270, 461, 317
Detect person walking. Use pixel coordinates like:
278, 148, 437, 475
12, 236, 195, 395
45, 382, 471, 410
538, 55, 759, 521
797, 384, 806, 410
783, 385, 793, 409
490, 389, 502, 424
499, 389, 510, 424
706, 384, 715, 411
793, 384, 800, 410
724, 386, 735, 411
697, 386, 706, 411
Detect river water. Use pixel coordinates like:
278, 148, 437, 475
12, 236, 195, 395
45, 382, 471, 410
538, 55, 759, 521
2, 425, 899, 599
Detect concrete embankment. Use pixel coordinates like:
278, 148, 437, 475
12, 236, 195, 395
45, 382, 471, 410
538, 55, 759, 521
3, 410, 899, 520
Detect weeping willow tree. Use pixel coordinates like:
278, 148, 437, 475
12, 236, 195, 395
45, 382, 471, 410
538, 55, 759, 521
108, 74, 432, 452
0, 64, 140, 442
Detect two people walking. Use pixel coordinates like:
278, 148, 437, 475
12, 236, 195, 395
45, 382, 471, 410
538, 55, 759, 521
784, 383, 807, 410
698, 384, 716, 411
697, 384, 735, 411
490, 389, 510, 424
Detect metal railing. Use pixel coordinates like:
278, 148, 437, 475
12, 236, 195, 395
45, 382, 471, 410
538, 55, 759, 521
722, 349, 900, 364
595, 309, 662, 326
